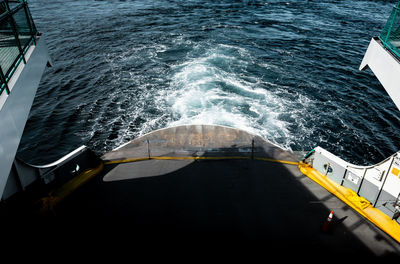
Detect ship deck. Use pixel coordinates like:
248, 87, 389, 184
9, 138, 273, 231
3, 125, 400, 256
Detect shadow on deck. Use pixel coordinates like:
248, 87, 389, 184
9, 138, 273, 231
2, 125, 400, 257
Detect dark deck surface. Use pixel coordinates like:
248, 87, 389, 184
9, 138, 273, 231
3, 125, 400, 257
61, 125, 400, 256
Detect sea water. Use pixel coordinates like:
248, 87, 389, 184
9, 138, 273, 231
19, 0, 400, 166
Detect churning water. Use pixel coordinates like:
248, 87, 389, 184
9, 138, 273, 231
18, 0, 400, 165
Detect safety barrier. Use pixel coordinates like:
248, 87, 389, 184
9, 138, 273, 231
303, 147, 400, 223
379, 1, 400, 59
0, 0, 37, 96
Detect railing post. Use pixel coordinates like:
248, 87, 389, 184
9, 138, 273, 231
22, 2, 36, 45
356, 168, 367, 195
0, 66, 10, 95
9, 17, 26, 64
340, 168, 347, 186
384, 3, 400, 48
374, 157, 394, 207
147, 139, 151, 159
5, 2, 26, 65
0, 0, 38, 97
324, 163, 331, 176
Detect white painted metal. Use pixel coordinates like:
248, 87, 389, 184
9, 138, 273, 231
309, 147, 400, 220
0, 37, 51, 199
360, 37, 400, 110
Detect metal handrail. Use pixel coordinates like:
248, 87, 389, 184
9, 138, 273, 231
379, 2, 400, 59
0, 0, 37, 96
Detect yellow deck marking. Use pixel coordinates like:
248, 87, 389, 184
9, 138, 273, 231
39, 153, 400, 243
299, 162, 400, 243
40, 156, 298, 213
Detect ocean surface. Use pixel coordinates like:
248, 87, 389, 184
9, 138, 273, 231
18, 0, 400, 166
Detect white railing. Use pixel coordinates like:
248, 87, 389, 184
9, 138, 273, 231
304, 146, 400, 221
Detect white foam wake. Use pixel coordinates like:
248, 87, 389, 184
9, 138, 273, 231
159, 43, 309, 150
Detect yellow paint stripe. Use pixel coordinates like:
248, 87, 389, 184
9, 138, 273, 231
254, 157, 299, 165
299, 162, 400, 243
40, 156, 297, 213
104, 156, 299, 166
104, 157, 150, 164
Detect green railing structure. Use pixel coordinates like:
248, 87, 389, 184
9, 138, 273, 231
0, 0, 37, 97
379, 1, 400, 59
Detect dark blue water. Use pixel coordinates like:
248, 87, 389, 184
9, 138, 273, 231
18, 0, 400, 166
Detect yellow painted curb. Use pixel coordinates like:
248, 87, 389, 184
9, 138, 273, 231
299, 162, 400, 243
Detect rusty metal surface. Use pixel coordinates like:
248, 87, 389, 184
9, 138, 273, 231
101, 124, 297, 163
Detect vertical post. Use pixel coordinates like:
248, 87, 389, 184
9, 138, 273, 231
22, 2, 35, 45
356, 168, 367, 195
374, 157, 394, 207
384, 2, 400, 48
5, 3, 26, 64
340, 169, 348, 186
324, 163, 331, 176
0, 66, 10, 95
146, 139, 151, 159
24, 0, 37, 35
